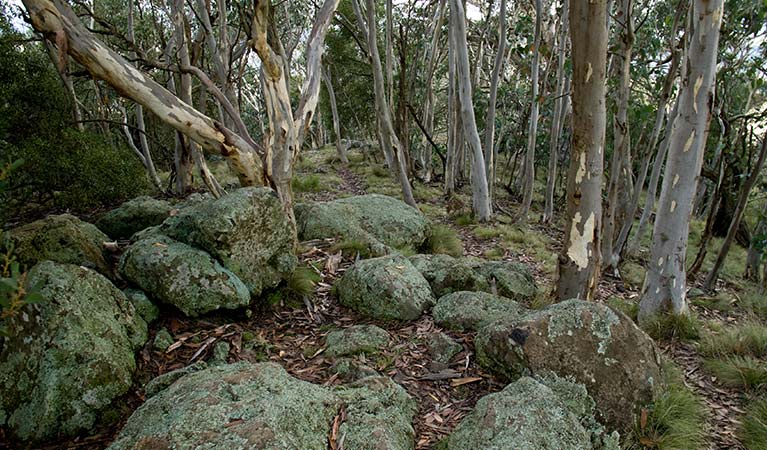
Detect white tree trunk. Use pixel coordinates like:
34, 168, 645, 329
639, 0, 724, 323
520, 0, 543, 219
483, 0, 507, 203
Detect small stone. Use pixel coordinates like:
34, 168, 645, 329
153, 328, 174, 352
144, 362, 207, 398
123, 289, 159, 324
331, 358, 380, 381
433, 291, 529, 331
95, 196, 172, 239
427, 332, 462, 364
325, 325, 390, 358
209, 341, 230, 366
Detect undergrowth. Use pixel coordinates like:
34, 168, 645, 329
643, 312, 701, 342
704, 356, 767, 390
423, 225, 463, 257
740, 397, 767, 450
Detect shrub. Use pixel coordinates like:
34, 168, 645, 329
0, 244, 43, 337
627, 363, 707, 450
740, 398, 767, 450
423, 224, 463, 257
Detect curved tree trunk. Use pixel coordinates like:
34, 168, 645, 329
638, 0, 724, 323
555, 0, 608, 301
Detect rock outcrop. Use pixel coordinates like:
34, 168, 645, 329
0, 262, 147, 442
432, 291, 529, 331
95, 196, 173, 239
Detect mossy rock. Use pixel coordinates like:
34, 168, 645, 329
325, 325, 390, 358
3, 214, 111, 275
119, 235, 251, 317
427, 332, 463, 364
336, 255, 435, 321
109, 363, 417, 450
441, 375, 619, 450
95, 196, 173, 239
295, 194, 429, 257
409, 254, 537, 302
0, 261, 147, 442
123, 289, 159, 324
475, 299, 662, 430
159, 187, 297, 295
432, 291, 529, 331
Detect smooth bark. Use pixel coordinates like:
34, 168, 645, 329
483, 0, 507, 202
520, 0, 543, 219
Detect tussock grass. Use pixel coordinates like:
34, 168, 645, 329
330, 239, 372, 259
643, 312, 701, 342
607, 296, 639, 322
627, 363, 707, 450
287, 267, 321, 298
698, 322, 767, 359
472, 226, 504, 239
424, 225, 463, 257
371, 166, 389, 178
741, 398, 767, 450
741, 287, 767, 321
292, 174, 323, 193
452, 213, 475, 226
704, 356, 767, 390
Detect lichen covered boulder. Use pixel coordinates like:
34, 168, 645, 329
475, 299, 662, 430
325, 325, 390, 357
0, 261, 147, 442
441, 375, 619, 450
432, 291, 529, 331
109, 362, 417, 450
409, 254, 536, 302
123, 289, 159, 324
427, 332, 463, 364
336, 255, 434, 321
296, 194, 429, 256
159, 187, 296, 295
334, 376, 418, 450
95, 196, 173, 239
3, 214, 111, 275
119, 235, 251, 317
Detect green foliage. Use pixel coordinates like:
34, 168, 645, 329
0, 243, 43, 337
453, 214, 476, 226
371, 166, 389, 178
704, 356, 767, 390
423, 225, 463, 257
292, 174, 323, 193
627, 363, 707, 450
607, 296, 639, 322
331, 239, 372, 259
741, 288, 767, 321
698, 322, 767, 359
643, 312, 701, 342
740, 397, 767, 450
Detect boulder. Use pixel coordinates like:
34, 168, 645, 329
95, 196, 173, 239
119, 235, 251, 317
475, 299, 662, 430
0, 261, 147, 442
3, 214, 110, 275
159, 187, 296, 295
109, 362, 417, 450
152, 328, 174, 352
325, 325, 390, 358
123, 289, 159, 324
432, 291, 529, 331
427, 332, 462, 364
296, 194, 429, 256
441, 375, 619, 450
409, 254, 536, 302
336, 255, 434, 321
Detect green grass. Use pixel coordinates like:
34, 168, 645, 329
627, 363, 707, 450
292, 174, 323, 193
287, 266, 321, 298
423, 224, 463, 257
704, 356, 767, 390
643, 312, 701, 342
741, 287, 767, 321
607, 296, 639, 322
453, 213, 475, 226
371, 166, 389, 178
698, 322, 767, 359
473, 226, 504, 239
741, 398, 767, 450
330, 239, 372, 259
484, 248, 505, 260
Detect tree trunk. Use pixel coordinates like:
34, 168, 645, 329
703, 132, 767, 290
638, 0, 724, 323
746, 200, 767, 282
602, 0, 634, 269
323, 67, 348, 164
483, 0, 507, 203
555, 0, 608, 301
421, 0, 447, 183
357, 0, 417, 208
520, 0, 543, 220
450, 0, 492, 221
543, 0, 570, 225
172, 0, 195, 195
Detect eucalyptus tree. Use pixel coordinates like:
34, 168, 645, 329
483, 0, 507, 200
520, 0, 542, 220
638, 0, 724, 323
555, 0, 608, 301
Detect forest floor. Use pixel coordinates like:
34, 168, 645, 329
23, 145, 764, 450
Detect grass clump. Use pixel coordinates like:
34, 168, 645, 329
331, 239, 372, 259
698, 322, 767, 359
628, 363, 707, 450
643, 312, 701, 342
483, 248, 505, 260
292, 174, 323, 193
473, 226, 503, 239
740, 398, 767, 450
287, 267, 321, 298
423, 224, 463, 257
371, 166, 390, 178
607, 296, 639, 322
704, 356, 767, 390
741, 287, 767, 321
452, 213, 475, 226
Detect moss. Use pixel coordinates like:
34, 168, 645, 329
324, 325, 390, 358
620, 261, 646, 288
